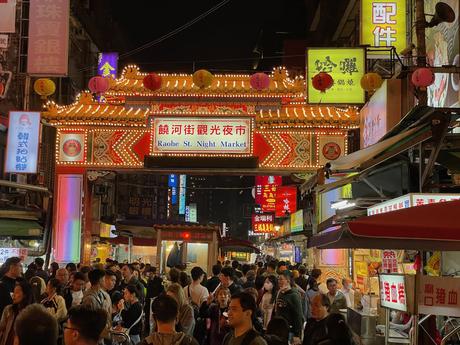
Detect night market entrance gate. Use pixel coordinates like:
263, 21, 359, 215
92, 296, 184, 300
43, 66, 358, 265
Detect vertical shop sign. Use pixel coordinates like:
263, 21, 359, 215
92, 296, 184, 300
381, 249, 398, 273
168, 174, 178, 205
259, 184, 277, 212
0, 0, 16, 33
179, 175, 186, 214
54, 174, 83, 263
98, 52, 118, 78
5, 111, 41, 173
361, 0, 407, 54
27, 0, 70, 75
275, 186, 297, 217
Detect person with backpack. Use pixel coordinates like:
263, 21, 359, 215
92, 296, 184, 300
119, 285, 143, 344
224, 292, 267, 345
184, 267, 209, 307
140, 294, 199, 345
166, 283, 195, 336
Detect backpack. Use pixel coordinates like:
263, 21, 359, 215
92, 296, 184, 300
187, 285, 201, 320
142, 333, 193, 345
222, 329, 259, 345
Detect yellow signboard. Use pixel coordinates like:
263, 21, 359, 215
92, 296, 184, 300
307, 48, 365, 104
361, 0, 407, 54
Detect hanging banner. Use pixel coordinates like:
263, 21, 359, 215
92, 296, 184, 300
168, 174, 178, 205
0, 0, 16, 33
275, 186, 297, 217
419, 276, 460, 317
27, 0, 69, 75
252, 213, 275, 233
5, 111, 41, 173
259, 184, 277, 212
361, 0, 407, 54
98, 52, 118, 78
381, 249, 398, 273
307, 47, 365, 104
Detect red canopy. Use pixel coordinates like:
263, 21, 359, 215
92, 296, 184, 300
308, 200, 460, 250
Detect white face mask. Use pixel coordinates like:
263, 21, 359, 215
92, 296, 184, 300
264, 282, 273, 291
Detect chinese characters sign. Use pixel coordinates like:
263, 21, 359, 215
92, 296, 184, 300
27, 0, 69, 75
98, 52, 118, 78
0, 248, 27, 264
252, 213, 275, 233
368, 193, 460, 215
307, 48, 365, 104
361, 0, 407, 54
256, 184, 277, 212
379, 274, 407, 312
275, 186, 297, 217
5, 111, 40, 173
152, 117, 252, 155
419, 276, 460, 317
381, 250, 398, 273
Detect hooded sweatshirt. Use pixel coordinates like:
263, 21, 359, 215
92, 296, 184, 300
274, 288, 303, 337
141, 332, 199, 345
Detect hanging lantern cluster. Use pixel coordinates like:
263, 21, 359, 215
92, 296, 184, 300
143, 73, 162, 91
88, 76, 109, 95
193, 69, 213, 89
33, 78, 56, 99
250, 72, 270, 90
312, 72, 333, 93
360, 72, 383, 93
411, 67, 435, 90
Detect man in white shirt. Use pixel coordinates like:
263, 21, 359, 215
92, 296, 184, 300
184, 266, 209, 306
339, 277, 355, 308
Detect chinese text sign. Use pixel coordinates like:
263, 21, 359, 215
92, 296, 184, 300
379, 274, 407, 312
381, 249, 398, 273
307, 48, 365, 104
275, 186, 297, 217
5, 111, 40, 173
252, 213, 275, 233
361, 0, 407, 54
152, 117, 252, 155
27, 0, 69, 75
419, 276, 460, 317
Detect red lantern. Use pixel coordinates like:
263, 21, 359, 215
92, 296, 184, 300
88, 76, 109, 95
312, 72, 334, 93
143, 73, 162, 91
411, 68, 435, 90
250, 72, 270, 90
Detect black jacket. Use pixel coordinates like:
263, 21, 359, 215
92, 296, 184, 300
206, 276, 220, 293
0, 276, 16, 316
303, 314, 354, 345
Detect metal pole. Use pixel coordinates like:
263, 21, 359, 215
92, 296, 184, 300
415, 0, 428, 105
128, 236, 133, 263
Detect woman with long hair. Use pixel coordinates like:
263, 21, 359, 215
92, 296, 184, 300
40, 278, 67, 322
0, 279, 35, 345
260, 274, 279, 329
166, 283, 195, 336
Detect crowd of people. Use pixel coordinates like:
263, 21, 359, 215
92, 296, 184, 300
0, 256, 356, 345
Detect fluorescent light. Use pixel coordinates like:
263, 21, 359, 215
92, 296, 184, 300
331, 200, 356, 210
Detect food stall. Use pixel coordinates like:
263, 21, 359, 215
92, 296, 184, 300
308, 200, 460, 345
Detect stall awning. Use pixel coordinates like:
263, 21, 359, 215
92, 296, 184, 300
308, 200, 460, 251
0, 219, 43, 238
220, 237, 260, 254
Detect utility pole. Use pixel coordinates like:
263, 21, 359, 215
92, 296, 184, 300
415, 0, 428, 106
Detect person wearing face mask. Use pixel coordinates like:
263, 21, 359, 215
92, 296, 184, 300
274, 271, 303, 345
339, 278, 355, 308
260, 275, 278, 330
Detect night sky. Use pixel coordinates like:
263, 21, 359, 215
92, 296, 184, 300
108, 0, 310, 73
